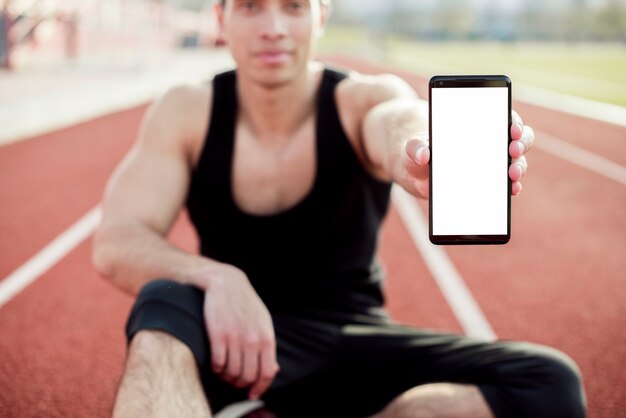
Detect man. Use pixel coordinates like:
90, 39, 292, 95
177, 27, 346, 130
92, 0, 586, 417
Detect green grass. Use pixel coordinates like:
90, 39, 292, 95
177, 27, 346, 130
318, 26, 626, 107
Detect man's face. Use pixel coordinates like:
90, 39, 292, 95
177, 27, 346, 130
217, 0, 329, 87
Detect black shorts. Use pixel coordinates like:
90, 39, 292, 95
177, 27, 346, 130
126, 279, 586, 418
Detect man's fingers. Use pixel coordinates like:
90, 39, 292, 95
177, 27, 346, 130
509, 111, 531, 197
414, 178, 429, 199
521, 125, 535, 152
211, 333, 227, 374
248, 344, 279, 400
404, 151, 429, 180
400, 137, 430, 199
510, 125, 535, 158
405, 137, 430, 165
404, 138, 430, 183
509, 156, 527, 182
223, 338, 242, 382
509, 155, 527, 196
511, 122, 523, 141
511, 181, 523, 196
512, 110, 524, 129
234, 337, 261, 388
415, 145, 430, 166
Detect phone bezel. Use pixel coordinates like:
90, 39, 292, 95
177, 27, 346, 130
428, 75, 512, 245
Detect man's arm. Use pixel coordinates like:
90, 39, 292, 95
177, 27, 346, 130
358, 75, 430, 198
92, 84, 280, 399
92, 84, 221, 294
358, 74, 533, 198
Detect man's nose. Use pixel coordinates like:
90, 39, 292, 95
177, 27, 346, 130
261, 7, 288, 40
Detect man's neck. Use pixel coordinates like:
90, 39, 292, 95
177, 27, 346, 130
236, 63, 323, 144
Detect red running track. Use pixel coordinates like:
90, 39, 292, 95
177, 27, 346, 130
1, 58, 625, 417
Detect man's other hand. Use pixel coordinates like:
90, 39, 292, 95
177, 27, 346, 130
203, 265, 280, 400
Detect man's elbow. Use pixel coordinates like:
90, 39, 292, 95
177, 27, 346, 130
91, 227, 118, 281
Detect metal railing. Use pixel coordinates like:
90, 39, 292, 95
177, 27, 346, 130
1, 0, 66, 69
1, 0, 220, 70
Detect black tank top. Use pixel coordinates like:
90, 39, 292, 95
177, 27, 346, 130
186, 68, 392, 321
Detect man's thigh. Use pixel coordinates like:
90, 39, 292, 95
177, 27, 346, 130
285, 322, 585, 418
267, 323, 503, 417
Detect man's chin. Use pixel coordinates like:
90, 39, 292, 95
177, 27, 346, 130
246, 65, 302, 89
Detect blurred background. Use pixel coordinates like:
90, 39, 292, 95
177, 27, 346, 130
0, 0, 220, 70
323, 0, 626, 106
1, 0, 624, 104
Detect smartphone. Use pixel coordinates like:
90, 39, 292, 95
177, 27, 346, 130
429, 75, 512, 245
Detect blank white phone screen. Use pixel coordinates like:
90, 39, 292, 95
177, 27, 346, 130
431, 87, 509, 236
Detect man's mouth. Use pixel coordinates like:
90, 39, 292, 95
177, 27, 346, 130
255, 50, 292, 65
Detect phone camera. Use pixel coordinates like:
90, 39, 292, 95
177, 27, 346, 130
438, 81, 443, 86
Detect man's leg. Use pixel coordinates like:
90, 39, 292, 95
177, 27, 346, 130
369, 383, 493, 418
112, 330, 211, 418
325, 324, 586, 418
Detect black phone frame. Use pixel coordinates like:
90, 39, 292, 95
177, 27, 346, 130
428, 75, 512, 245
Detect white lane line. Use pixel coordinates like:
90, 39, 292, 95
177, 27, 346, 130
392, 186, 497, 341
514, 83, 626, 129
536, 130, 626, 186
0, 206, 102, 309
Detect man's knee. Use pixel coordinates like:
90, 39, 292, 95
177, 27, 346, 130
127, 330, 196, 367
535, 346, 586, 417
126, 279, 209, 368
509, 343, 586, 418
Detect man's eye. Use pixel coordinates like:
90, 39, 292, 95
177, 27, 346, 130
239, 1, 259, 11
285, 1, 305, 12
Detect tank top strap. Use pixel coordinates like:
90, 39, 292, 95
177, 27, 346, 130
315, 67, 364, 186
193, 70, 238, 204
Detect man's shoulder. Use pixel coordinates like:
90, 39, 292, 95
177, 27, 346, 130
157, 82, 212, 116
333, 69, 418, 134
145, 81, 212, 161
337, 69, 417, 109
341, 71, 415, 100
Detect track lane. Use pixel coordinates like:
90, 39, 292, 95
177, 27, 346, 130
0, 105, 147, 280
380, 205, 463, 333
0, 240, 130, 418
0, 210, 201, 418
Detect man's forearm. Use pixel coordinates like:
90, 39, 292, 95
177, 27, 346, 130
363, 97, 428, 183
92, 221, 226, 295
385, 99, 428, 182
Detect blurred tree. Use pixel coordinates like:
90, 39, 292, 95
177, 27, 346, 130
433, 0, 475, 40
567, 0, 588, 41
591, 0, 626, 41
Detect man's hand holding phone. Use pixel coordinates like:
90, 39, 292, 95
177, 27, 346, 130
403, 109, 534, 199
398, 75, 535, 244
508, 110, 534, 196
